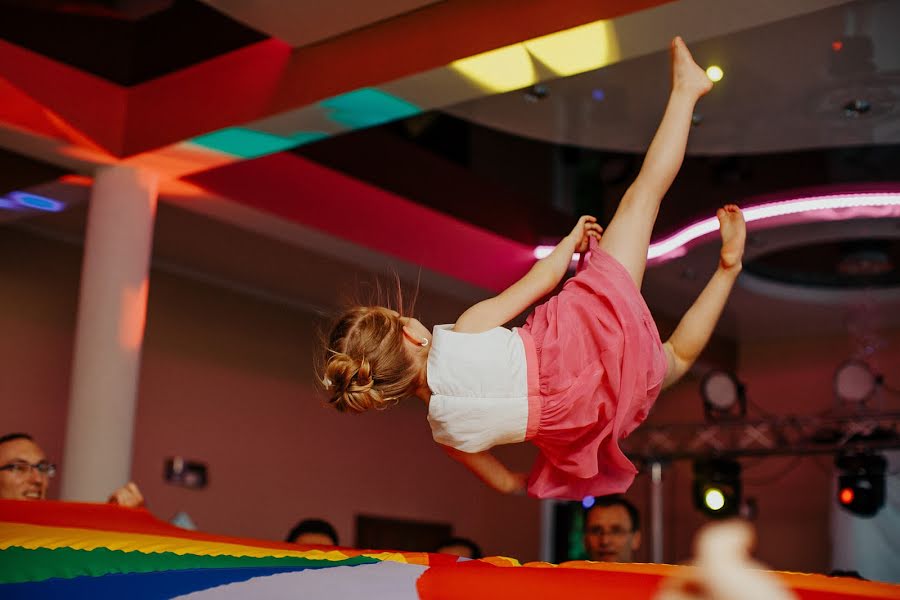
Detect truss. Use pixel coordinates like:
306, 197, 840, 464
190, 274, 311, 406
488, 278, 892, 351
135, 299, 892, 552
623, 411, 900, 463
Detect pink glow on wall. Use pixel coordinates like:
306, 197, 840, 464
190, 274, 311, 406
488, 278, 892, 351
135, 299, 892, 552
120, 279, 149, 351
534, 190, 900, 265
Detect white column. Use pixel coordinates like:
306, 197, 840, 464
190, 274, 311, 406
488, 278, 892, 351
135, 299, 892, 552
61, 165, 158, 502
650, 460, 665, 563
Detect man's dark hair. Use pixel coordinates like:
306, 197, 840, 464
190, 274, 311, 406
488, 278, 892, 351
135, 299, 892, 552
0, 433, 34, 446
434, 536, 483, 559
285, 518, 339, 545
827, 569, 866, 580
584, 495, 640, 532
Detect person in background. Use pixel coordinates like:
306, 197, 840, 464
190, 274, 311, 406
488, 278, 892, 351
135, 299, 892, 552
434, 536, 483, 559
583, 495, 641, 562
285, 518, 340, 546
0, 432, 144, 507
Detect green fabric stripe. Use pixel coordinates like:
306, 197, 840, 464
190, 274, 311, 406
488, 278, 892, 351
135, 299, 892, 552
0, 546, 378, 584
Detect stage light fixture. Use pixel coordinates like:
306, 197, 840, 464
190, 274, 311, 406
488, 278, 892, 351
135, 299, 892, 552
834, 360, 880, 406
693, 458, 742, 518
835, 452, 886, 517
700, 370, 746, 421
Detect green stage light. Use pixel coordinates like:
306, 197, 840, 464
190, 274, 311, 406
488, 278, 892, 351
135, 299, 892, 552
704, 488, 726, 511
693, 458, 742, 518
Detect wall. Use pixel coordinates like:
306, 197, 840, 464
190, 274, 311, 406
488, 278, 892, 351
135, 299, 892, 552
0, 227, 540, 560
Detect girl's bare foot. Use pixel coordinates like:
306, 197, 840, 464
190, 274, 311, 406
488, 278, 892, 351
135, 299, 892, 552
718, 204, 746, 271
671, 36, 713, 98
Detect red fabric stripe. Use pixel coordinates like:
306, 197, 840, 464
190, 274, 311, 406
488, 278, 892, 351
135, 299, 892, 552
0, 499, 418, 559
416, 560, 899, 600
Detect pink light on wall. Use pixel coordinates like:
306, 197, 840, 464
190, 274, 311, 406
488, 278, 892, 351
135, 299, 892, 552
534, 190, 900, 264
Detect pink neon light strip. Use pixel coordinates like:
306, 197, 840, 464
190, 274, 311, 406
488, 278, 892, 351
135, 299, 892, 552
534, 192, 900, 263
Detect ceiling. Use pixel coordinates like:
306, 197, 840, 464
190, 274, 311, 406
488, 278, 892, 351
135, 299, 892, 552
1, 0, 898, 346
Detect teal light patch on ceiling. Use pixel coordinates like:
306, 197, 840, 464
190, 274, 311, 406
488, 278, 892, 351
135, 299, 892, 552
321, 89, 421, 129
191, 128, 328, 158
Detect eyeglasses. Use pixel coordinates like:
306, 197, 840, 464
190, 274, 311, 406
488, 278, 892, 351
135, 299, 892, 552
0, 461, 57, 478
585, 526, 633, 539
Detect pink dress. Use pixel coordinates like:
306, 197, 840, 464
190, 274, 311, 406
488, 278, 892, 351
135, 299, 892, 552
520, 239, 668, 500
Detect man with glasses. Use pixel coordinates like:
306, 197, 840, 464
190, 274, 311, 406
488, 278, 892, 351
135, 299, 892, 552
0, 432, 144, 507
583, 495, 642, 562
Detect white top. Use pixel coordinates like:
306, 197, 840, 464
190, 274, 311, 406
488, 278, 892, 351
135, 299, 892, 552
426, 324, 530, 453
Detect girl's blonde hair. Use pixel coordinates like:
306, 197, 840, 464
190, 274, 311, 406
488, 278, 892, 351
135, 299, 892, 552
319, 285, 419, 413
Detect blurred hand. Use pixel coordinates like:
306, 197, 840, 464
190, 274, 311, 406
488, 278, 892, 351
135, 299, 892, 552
108, 481, 145, 508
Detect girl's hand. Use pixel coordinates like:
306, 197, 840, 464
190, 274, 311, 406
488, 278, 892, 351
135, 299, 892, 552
566, 215, 603, 254
506, 472, 529, 495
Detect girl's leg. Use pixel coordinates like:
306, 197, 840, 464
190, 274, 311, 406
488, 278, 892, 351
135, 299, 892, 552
598, 37, 712, 288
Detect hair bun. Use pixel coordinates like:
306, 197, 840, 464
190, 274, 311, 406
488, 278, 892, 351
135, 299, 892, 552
324, 353, 381, 412
319, 305, 417, 414
353, 357, 374, 390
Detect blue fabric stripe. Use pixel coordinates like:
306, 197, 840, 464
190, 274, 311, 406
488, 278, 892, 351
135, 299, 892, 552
0, 565, 313, 599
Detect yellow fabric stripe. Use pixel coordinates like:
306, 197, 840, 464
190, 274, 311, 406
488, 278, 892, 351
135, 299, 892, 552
0, 523, 409, 564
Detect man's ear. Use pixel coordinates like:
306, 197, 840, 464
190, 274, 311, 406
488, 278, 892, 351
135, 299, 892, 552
631, 531, 642, 551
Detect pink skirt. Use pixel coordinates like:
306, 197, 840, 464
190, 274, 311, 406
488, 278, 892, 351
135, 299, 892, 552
518, 239, 668, 500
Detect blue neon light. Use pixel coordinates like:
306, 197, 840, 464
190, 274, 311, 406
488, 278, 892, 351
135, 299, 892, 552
10, 192, 65, 212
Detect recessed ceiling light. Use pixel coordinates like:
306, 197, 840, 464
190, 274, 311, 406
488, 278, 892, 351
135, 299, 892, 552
524, 84, 549, 102
843, 99, 871, 118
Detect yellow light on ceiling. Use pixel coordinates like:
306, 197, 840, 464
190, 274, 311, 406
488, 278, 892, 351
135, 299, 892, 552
524, 20, 620, 76
450, 45, 536, 93
706, 65, 724, 82
450, 20, 622, 92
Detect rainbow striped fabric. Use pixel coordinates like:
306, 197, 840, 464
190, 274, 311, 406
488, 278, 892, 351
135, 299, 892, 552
1, 499, 896, 599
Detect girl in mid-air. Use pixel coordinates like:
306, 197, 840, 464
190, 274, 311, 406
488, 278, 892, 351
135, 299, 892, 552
320, 37, 746, 499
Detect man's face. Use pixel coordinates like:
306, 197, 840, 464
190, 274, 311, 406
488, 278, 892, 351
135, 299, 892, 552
0, 438, 50, 500
583, 504, 641, 562
292, 532, 336, 546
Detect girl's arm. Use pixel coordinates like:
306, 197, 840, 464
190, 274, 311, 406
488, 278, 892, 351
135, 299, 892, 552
442, 445, 528, 494
662, 205, 745, 389
454, 216, 602, 333
661, 264, 740, 389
